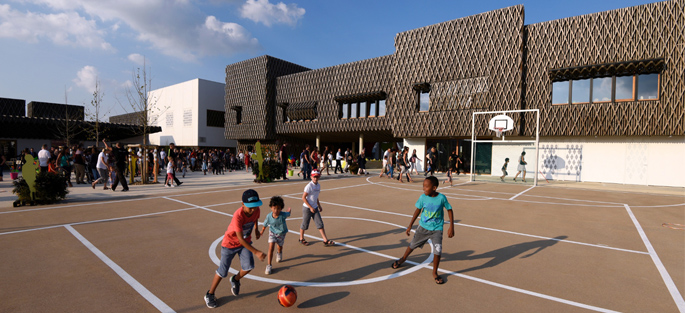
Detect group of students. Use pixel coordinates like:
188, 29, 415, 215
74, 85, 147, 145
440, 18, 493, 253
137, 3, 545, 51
203, 171, 454, 308
294, 145, 370, 179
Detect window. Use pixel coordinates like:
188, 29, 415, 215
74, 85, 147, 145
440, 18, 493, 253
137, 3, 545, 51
359, 101, 367, 118
166, 113, 173, 127
571, 78, 591, 104
183, 109, 192, 126
342, 103, 349, 119
592, 77, 612, 102
637, 74, 659, 100
206, 110, 225, 128
369, 100, 377, 117
234, 107, 242, 125
351, 102, 357, 118
419, 92, 430, 111
379, 99, 386, 116
615, 76, 634, 101
552, 81, 569, 105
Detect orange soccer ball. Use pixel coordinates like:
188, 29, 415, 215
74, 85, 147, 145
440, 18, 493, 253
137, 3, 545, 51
277, 285, 297, 307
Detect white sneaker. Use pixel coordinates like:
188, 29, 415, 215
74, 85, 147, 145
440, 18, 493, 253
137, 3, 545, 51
265, 265, 272, 275
276, 252, 282, 263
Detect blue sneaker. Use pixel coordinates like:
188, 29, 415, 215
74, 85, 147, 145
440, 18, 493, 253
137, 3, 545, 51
204, 291, 217, 308
230, 275, 241, 296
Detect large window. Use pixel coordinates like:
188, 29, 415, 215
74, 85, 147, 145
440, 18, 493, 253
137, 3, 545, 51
378, 99, 386, 116
350, 102, 357, 118
368, 101, 377, 117
342, 103, 349, 119
552, 74, 659, 105
359, 102, 367, 118
206, 110, 225, 128
336, 92, 386, 119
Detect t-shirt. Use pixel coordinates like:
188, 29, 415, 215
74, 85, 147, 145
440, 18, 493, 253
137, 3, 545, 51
415, 193, 452, 231
303, 181, 321, 209
112, 147, 128, 168
263, 211, 291, 235
38, 149, 50, 167
96, 152, 108, 170
449, 153, 458, 169
167, 161, 174, 174
222, 207, 261, 249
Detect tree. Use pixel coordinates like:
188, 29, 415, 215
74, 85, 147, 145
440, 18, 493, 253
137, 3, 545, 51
119, 57, 165, 184
85, 77, 110, 148
55, 88, 83, 148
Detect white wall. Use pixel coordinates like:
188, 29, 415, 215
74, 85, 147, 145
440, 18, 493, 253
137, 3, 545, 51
198, 79, 237, 148
403, 138, 426, 172
148, 79, 200, 147
503, 136, 685, 187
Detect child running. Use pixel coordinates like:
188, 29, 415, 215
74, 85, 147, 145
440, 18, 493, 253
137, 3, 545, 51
204, 189, 265, 308
259, 196, 291, 275
391, 176, 454, 284
500, 158, 509, 182
299, 169, 335, 246
165, 156, 175, 187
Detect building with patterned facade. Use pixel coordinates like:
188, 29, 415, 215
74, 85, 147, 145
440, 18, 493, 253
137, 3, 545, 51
223, 1, 684, 187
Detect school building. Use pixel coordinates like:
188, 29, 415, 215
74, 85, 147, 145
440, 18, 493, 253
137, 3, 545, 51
223, 1, 684, 187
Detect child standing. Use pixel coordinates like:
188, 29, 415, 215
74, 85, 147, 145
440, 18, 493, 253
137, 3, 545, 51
298, 169, 335, 246
165, 156, 175, 187
204, 189, 266, 308
500, 158, 509, 182
259, 196, 291, 275
391, 176, 454, 284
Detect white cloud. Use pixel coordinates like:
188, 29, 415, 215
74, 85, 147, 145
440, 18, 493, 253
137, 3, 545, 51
240, 0, 305, 27
0, 4, 113, 50
127, 53, 146, 66
73, 65, 99, 91
19, 0, 262, 61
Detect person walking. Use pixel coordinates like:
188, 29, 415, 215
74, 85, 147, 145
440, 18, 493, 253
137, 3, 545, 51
334, 148, 343, 174
513, 151, 527, 182
279, 142, 289, 180
103, 139, 129, 192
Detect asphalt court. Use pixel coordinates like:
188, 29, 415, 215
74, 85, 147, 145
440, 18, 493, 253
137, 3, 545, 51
1, 174, 683, 313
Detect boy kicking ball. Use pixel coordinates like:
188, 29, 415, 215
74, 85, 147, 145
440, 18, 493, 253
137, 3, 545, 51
391, 176, 454, 284
204, 189, 266, 308
259, 196, 291, 274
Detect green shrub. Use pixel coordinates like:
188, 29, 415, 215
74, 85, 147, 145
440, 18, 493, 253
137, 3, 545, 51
252, 160, 285, 182
13, 172, 69, 204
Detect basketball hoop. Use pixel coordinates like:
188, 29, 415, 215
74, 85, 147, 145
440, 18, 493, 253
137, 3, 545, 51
495, 127, 504, 138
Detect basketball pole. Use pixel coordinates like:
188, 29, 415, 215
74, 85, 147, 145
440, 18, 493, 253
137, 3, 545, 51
470, 112, 476, 182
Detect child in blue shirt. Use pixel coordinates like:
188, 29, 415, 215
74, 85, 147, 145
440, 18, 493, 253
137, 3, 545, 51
391, 176, 454, 284
259, 196, 291, 275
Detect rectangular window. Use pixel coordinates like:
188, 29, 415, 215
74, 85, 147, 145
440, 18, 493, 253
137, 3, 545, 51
419, 92, 430, 111
615, 76, 634, 101
342, 103, 349, 118
637, 74, 659, 100
571, 78, 591, 104
166, 113, 174, 127
351, 102, 357, 118
379, 99, 386, 116
183, 109, 192, 126
359, 101, 367, 118
552, 81, 570, 105
235, 107, 242, 124
368, 100, 377, 117
206, 110, 225, 128
592, 77, 612, 103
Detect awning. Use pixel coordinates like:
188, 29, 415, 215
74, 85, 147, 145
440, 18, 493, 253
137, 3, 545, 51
285, 102, 317, 121
412, 82, 431, 93
548, 58, 665, 82
0, 115, 162, 141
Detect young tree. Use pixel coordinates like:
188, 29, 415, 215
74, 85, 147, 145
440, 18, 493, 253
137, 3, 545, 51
56, 88, 83, 148
85, 78, 110, 148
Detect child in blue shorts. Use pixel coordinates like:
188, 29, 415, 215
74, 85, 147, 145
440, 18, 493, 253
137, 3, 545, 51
391, 176, 454, 284
259, 196, 291, 275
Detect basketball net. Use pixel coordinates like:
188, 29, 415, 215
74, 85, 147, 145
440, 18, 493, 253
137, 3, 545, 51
495, 127, 504, 138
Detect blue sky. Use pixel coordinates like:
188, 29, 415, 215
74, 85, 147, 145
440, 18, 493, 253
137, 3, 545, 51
0, 0, 656, 120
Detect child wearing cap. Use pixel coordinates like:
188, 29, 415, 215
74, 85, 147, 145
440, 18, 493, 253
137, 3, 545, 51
204, 189, 266, 308
298, 169, 335, 246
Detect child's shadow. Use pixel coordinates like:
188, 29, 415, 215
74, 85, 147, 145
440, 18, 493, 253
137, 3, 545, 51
443, 235, 568, 273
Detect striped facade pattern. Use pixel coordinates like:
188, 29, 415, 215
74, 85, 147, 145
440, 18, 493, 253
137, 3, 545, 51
225, 1, 684, 146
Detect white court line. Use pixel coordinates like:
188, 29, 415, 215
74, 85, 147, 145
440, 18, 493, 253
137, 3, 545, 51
509, 185, 536, 200
624, 204, 685, 312
64, 225, 175, 313
366, 178, 492, 201
183, 197, 620, 312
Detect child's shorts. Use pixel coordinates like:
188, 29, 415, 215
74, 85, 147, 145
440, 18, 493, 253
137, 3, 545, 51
268, 231, 286, 246
216, 246, 254, 278
301, 206, 324, 230
502, 169, 508, 176
409, 226, 443, 256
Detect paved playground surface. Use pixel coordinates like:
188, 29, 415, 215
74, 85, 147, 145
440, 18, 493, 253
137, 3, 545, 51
1, 172, 683, 312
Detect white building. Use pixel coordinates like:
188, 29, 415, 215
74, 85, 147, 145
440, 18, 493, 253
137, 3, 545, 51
148, 78, 236, 149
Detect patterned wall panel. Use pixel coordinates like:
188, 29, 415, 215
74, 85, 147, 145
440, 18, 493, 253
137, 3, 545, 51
274, 55, 395, 142
389, 5, 525, 138
524, 1, 684, 136
0, 97, 26, 116
109, 112, 143, 125
27, 101, 85, 120
224, 56, 310, 141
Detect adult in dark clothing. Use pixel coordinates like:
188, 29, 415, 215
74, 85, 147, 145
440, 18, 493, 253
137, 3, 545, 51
425, 146, 437, 176
168, 143, 183, 186
302, 144, 312, 180
103, 139, 129, 192
279, 142, 289, 180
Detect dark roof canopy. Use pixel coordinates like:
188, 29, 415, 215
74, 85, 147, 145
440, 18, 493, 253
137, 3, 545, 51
0, 115, 162, 141
548, 58, 665, 82
412, 82, 431, 93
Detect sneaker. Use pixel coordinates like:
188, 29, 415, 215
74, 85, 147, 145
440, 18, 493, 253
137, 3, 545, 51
177, 182, 183, 186
165, 185, 170, 188
230, 275, 240, 296
276, 252, 282, 263
204, 291, 217, 308
265, 265, 272, 275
